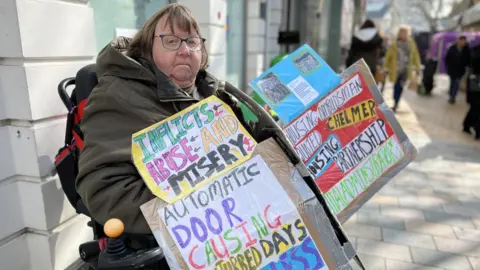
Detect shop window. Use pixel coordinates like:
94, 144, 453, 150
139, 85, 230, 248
226, 0, 245, 89
89, 0, 170, 53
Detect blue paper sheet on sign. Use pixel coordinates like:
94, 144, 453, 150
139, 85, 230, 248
249, 44, 341, 124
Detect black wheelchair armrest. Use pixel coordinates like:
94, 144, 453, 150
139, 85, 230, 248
97, 246, 164, 270
76, 199, 91, 216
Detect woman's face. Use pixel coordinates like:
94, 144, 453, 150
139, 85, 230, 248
152, 16, 202, 89
398, 29, 408, 41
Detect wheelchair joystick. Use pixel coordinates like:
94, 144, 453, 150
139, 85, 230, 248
104, 218, 124, 238
104, 218, 129, 257
97, 217, 164, 269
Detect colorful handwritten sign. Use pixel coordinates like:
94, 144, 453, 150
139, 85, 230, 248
132, 96, 257, 203
324, 136, 404, 214
158, 155, 328, 270
249, 44, 341, 124
283, 72, 406, 215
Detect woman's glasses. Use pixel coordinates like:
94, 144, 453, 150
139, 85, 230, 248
157, 34, 205, 51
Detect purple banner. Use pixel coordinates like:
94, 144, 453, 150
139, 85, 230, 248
429, 31, 480, 74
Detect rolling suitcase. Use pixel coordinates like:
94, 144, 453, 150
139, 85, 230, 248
422, 59, 437, 95
465, 73, 480, 139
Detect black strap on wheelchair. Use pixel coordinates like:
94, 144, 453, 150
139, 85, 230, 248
73, 124, 84, 140
64, 109, 75, 145
123, 233, 159, 250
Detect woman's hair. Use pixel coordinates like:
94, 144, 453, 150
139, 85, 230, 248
361, 19, 376, 29
127, 3, 209, 69
396, 25, 411, 39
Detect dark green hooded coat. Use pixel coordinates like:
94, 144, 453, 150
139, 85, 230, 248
76, 37, 268, 235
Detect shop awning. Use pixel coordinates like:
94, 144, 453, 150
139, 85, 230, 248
366, 0, 392, 18
461, 3, 480, 26
443, 14, 462, 30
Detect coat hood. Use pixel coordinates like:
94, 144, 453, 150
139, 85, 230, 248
354, 28, 377, 42
95, 37, 219, 102
351, 27, 383, 51
96, 37, 156, 84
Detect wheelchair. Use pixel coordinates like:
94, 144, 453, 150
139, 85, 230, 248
56, 64, 364, 270
56, 64, 163, 269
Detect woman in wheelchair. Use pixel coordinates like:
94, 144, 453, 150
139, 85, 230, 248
76, 3, 269, 264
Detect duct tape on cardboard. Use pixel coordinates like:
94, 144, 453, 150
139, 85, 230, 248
333, 59, 418, 223
282, 58, 418, 223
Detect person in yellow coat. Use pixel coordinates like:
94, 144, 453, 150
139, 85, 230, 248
383, 25, 422, 112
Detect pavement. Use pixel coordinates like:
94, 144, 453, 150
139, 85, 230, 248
346, 75, 480, 270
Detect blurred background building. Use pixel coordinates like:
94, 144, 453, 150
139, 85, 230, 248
9, 0, 480, 269
365, 0, 480, 37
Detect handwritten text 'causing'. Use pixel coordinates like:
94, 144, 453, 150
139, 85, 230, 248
159, 155, 328, 270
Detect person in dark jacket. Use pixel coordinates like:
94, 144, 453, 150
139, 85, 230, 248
463, 43, 480, 138
346, 19, 383, 76
445, 35, 470, 104
76, 3, 270, 252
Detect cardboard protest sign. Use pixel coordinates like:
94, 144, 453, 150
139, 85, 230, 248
249, 44, 341, 125
283, 60, 418, 222
140, 138, 358, 270
159, 155, 327, 270
132, 96, 257, 204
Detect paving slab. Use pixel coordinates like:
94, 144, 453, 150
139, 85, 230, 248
398, 196, 445, 212
357, 212, 406, 230
368, 195, 400, 206
385, 259, 444, 270
442, 204, 480, 218
404, 219, 456, 238
423, 210, 477, 229
433, 236, 480, 258
410, 247, 473, 269
382, 228, 436, 250
380, 205, 426, 220
468, 257, 480, 270
474, 219, 480, 230
453, 227, 480, 242
355, 254, 387, 270
356, 238, 412, 262
343, 223, 383, 241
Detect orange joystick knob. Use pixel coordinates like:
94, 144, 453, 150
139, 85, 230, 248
104, 218, 124, 238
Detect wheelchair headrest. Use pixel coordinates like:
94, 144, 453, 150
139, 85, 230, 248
75, 64, 98, 102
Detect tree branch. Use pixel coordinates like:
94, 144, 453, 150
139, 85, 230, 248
434, 0, 445, 20
412, 1, 434, 23
410, 0, 448, 30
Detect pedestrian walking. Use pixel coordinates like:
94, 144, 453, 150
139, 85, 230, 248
346, 19, 383, 78
463, 43, 480, 139
383, 25, 422, 112
445, 35, 470, 104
